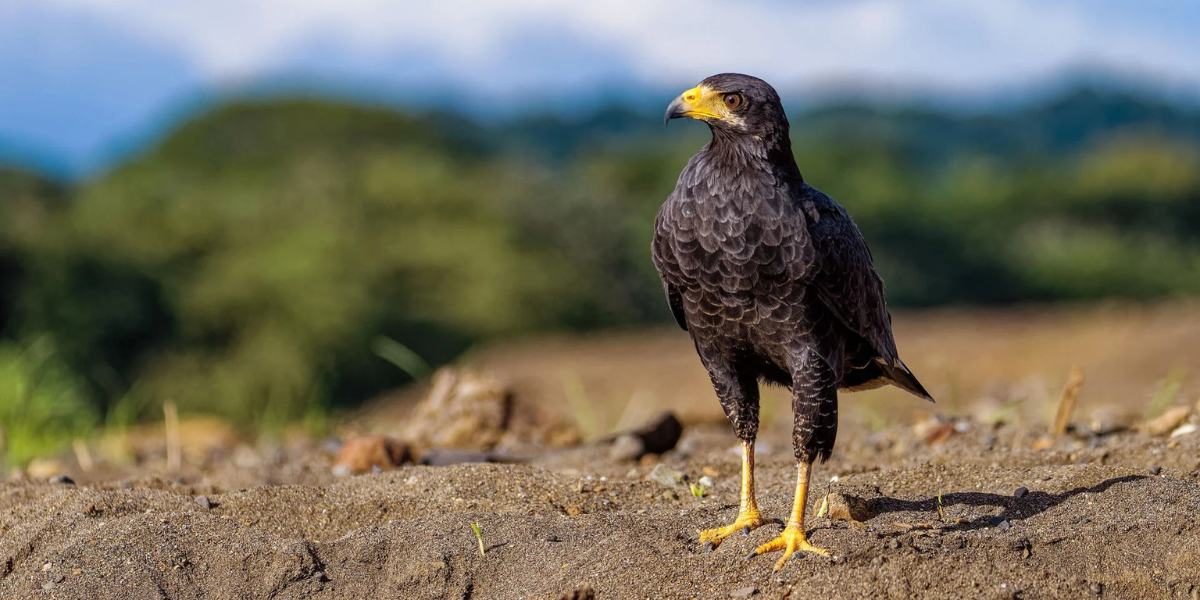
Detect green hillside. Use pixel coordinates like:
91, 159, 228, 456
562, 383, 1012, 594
2, 88, 1200, 451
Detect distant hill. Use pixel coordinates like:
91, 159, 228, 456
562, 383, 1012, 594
794, 87, 1200, 169
2, 85, 1199, 426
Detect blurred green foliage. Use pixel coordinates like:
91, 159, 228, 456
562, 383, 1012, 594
0, 338, 97, 467
1, 87, 1199, 442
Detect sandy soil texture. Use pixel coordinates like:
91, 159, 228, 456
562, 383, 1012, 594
3, 420, 1199, 599
5, 305, 1200, 599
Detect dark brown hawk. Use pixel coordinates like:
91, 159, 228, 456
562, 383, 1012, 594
653, 73, 932, 568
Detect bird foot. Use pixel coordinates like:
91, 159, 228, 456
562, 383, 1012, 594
699, 508, 768, 548
748, 525, 828, 570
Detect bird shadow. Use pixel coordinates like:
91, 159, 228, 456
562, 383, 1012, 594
860, 474, 1147, 532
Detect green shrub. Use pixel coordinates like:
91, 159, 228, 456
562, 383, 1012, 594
0, 338, 97, 467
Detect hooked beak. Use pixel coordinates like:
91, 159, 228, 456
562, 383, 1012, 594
664, 95, 689, 125
663, 86, 721, 126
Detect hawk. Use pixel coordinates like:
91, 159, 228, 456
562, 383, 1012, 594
653, 73, 932, 569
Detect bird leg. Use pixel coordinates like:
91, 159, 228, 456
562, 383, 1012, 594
749, 461, 828, 569
699, 440, 768, 547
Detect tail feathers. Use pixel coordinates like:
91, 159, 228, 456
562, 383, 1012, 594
882, 358, 934, 402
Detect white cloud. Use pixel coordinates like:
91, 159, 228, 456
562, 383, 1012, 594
24, 0, 1200, 92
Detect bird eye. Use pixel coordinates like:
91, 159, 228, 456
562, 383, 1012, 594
723, 93, 743, 109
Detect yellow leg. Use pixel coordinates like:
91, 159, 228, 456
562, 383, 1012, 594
749, 461, 829, 570
699, 441, 769, 548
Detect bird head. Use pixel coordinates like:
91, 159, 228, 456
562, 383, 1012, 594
664, 73, 788, 139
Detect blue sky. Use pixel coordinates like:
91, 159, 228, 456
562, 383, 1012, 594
3, 0, 1200, 177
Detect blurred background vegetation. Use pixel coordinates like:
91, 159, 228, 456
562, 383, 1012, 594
2, 85, 1200, 465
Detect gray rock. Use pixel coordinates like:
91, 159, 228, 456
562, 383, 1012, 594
646, 464, 686, 487
698, 476, 715, 488
1013, 487, 1028, 499
1149, 465, 1162, 476
195, 495, 212, 509
730, 587, 758, 598
608, 434, 645, 462
49, 475, 75, 486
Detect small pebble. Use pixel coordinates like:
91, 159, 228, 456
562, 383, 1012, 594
1089, 581, 1103, 595
646, 464, 686, 487
1148, 466, 1162, 476
698, 476, 715, 488
608, 434, 645, 462
195, 496, 212, 510
1013, 487, 1028, 499
730, 586, 758, 598
990, 516, 1011, 530
372, 465, 383, 474
888, 538, 901, 549
49, 475, 75, 486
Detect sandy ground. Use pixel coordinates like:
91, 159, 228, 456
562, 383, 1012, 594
4, 304, 1200, 599
5, 421, 1200, 599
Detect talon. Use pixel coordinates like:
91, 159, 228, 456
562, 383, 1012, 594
745, 550, 757, 561
704, 541, 716, 553
755, 525, 828, 571
773, 555, 790, 571
698, 508, 767, 546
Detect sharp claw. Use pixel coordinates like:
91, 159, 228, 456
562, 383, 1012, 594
773, 518, 785, 526
744, 550, 757, 561
704, 541, 716, 553
741, 526, 750, 536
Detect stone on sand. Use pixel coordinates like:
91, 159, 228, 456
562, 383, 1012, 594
1139, 406, 1191, 437
646, 464, 686, 487
826, 492, 876, 523
333, 435, 411, 475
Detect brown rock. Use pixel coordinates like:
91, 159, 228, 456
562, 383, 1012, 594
1140, 406, 1192, 437
401, 368, 512, 451
826, 492, 876, 523
912, 416, 955, 445
333, 435, 411, 475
